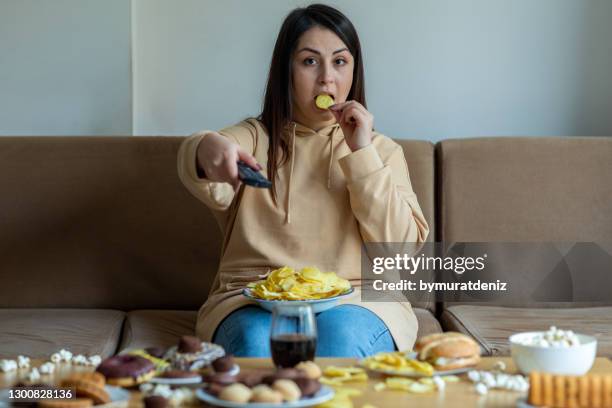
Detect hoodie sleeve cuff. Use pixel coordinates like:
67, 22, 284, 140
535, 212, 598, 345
339, 144, 384, 181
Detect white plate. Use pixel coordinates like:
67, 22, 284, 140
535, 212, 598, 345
0, 384, 130, 406
242, 288, 355, 313
149, 364, 241, 385
149, 374, 203, 385
195, 385, 334, 408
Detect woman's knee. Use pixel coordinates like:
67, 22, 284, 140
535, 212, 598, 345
213, 306, 271, 357
316, 305, 395, 357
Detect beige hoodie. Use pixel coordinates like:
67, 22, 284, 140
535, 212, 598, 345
177, 118, 429, 351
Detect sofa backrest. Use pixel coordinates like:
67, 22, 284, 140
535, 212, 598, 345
0, 136, 436, 311
0, 137, 221, 310
437, 136, 612, 306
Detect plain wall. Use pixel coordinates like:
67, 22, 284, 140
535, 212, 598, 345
0, 0, 132, 136
2, 0, 612, 140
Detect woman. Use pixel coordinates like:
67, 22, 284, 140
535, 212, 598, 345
177, 4, 428, 357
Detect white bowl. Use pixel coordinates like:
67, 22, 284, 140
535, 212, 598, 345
242, 287, 355, 314
509, 331, 597, 375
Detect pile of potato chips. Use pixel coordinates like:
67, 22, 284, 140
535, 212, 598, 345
361, 351, 435, 376
320, 366, 369, 386
247, 266, 351, 300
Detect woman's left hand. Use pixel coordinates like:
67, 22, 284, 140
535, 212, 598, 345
329, 101, 373, 152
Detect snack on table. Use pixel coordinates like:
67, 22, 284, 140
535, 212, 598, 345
315, 94, 335, 110
143, 395, 169, 408
159, 369, 201, 379
528, 372, 612, 408
415, 332, 481, 371
320, 366, 368, 385
59, 377, 111, 405
63, 372, 106, 388
517, 326, 581, 348
218, 383, 252, 403
164, 335, 225, 370
212, 354, 235, 373
95, 354, 156, 386
273, 379, 302, 402
126, 349, 170, 371
38, 398, 94, 407
362, 351, 434, 376
250, 384, 284, 403
296, 360, 322, 379
247, 266, 351, 300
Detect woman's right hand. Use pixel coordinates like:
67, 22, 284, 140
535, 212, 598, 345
196, 131, 262, 190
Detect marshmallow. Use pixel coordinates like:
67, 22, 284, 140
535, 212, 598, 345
0, 360, 17, 372
27, 368, 41, 382
17, 355, 30, 369
39, 362, 55, 375
475, 383, 488, 395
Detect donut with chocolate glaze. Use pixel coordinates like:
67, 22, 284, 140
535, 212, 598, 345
238, 371, 265, 388
212, 355, 234, 372
95, 355, 155, 386
178, 335, 202, 353
143, 395, 168, 408
202, 372, 238, 386
262, 368, 303, 385
145, 347, 167, 359
159, 370, 200, 379
293, 377, 322, 397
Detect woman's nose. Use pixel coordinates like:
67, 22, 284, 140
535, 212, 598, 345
318, 64, 334, 85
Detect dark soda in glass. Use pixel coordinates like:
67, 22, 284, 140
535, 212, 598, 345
270, 333, 316, 368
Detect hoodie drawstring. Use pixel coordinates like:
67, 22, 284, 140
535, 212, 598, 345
327, 125, 340, 189
285, 122, 297, 224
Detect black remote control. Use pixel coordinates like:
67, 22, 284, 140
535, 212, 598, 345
237, 161, 272, 188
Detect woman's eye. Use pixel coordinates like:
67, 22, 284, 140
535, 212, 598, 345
303, 57, 317, 65
335, 58, 347, 66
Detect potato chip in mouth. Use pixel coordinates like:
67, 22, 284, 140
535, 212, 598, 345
315, 94, 335, 110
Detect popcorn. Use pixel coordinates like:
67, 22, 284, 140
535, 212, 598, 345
50, 353, 62, 363
432, 376, 445, 391
39, 362, 55, 375
467, 370, 529, 393
59, 349, 73, 362
139, 383, 195, 406
27, 368, 41, 382
88, 355, 102, 367
72, 354, 88, 365
518, 326, 581, 348
475, 382, 488, 395
493, 360, 506, 372
17, 355, 30, 369
0, 359, 18, 372
467, 370, 481, 382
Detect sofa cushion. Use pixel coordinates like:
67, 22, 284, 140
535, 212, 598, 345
414, 308, 442, 338
118, 308, 441, 353
0, 309, 125, 359
441, 305, 612, 356
118, 310, 197, 352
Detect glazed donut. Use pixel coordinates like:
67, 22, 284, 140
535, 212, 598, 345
95, 355, 155, 386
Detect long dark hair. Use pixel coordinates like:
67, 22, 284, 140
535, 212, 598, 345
258, 4, 366, 204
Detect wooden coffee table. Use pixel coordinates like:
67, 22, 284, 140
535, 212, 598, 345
1, 357, 611, 407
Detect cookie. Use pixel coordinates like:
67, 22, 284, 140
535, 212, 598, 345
60, 379, 110, 405
38, 398, 93, 408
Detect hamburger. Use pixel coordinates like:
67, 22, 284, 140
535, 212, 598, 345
415, 332, 481, 371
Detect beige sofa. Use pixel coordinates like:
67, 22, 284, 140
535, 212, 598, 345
0, 135, 610, 358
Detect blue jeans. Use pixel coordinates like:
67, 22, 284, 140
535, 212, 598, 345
213, 305, 396, 358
